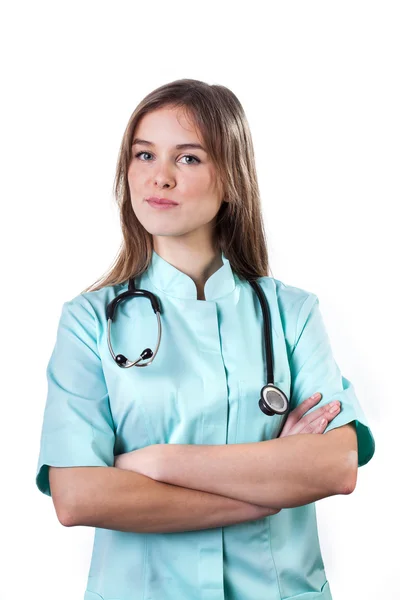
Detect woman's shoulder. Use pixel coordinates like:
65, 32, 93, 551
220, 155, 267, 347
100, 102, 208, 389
235, 272, 318, 314
253, 275, 317, 308
252, 276, 320, 349
62, 282, 127, 321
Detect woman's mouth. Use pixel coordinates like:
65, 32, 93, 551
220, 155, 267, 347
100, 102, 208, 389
146, 198, 179, 209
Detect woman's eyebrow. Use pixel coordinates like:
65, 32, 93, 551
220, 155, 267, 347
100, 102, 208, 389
132, 138, 207, 152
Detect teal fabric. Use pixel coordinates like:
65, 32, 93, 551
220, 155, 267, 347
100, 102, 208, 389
36, 249, 375, 600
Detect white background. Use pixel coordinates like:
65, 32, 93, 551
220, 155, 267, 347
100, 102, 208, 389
1, 1, 398, 599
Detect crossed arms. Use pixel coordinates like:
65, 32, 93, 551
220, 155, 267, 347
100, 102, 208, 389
51, 423, 357, 531
114, 423, 358, 509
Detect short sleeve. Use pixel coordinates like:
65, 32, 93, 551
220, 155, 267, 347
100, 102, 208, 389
289, 293, 375, 467
35, 297, 116, 497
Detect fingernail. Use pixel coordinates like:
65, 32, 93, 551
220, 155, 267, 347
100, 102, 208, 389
311, 393, 321, 399
329, 400, 340, 408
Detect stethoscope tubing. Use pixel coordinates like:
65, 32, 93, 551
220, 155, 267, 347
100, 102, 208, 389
106, 277, 291, 433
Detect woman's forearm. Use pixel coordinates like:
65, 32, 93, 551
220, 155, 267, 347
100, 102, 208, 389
153, 434, 349, 509
69, 467, 278, 533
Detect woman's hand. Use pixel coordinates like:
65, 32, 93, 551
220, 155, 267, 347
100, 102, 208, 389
279, 393, 341, 438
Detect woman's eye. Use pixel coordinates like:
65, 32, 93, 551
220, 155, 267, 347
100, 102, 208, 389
180, 155, 200, 165
134, 151, 200, 165
135, 151, 152, 161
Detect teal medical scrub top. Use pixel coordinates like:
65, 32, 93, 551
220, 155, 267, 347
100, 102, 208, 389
36, 249, 375, 600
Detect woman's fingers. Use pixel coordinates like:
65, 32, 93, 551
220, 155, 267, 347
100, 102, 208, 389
280, 393, 342, 437
296, 401, 341, 435
281, 393, 323, 434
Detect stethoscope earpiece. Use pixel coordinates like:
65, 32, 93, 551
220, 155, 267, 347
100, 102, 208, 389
115, 354, 128, 366
115, 347, 153, 367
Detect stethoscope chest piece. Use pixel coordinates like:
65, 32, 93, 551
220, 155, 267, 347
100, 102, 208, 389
259, 383, 289, 416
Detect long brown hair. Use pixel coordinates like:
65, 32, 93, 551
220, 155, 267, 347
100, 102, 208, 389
81, 78, 271, 293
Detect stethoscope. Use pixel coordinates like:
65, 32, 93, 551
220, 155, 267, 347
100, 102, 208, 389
106, 277, 291, 428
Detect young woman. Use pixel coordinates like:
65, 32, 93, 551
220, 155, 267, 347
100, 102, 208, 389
36, 78, 375, 600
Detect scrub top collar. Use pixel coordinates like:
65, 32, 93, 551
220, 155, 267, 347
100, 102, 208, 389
145, 249, 237, 301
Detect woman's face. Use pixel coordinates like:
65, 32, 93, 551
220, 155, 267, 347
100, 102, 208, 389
127, 106, 225, 244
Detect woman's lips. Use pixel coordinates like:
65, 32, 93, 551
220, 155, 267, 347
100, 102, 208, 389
146, 199, 179, 209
